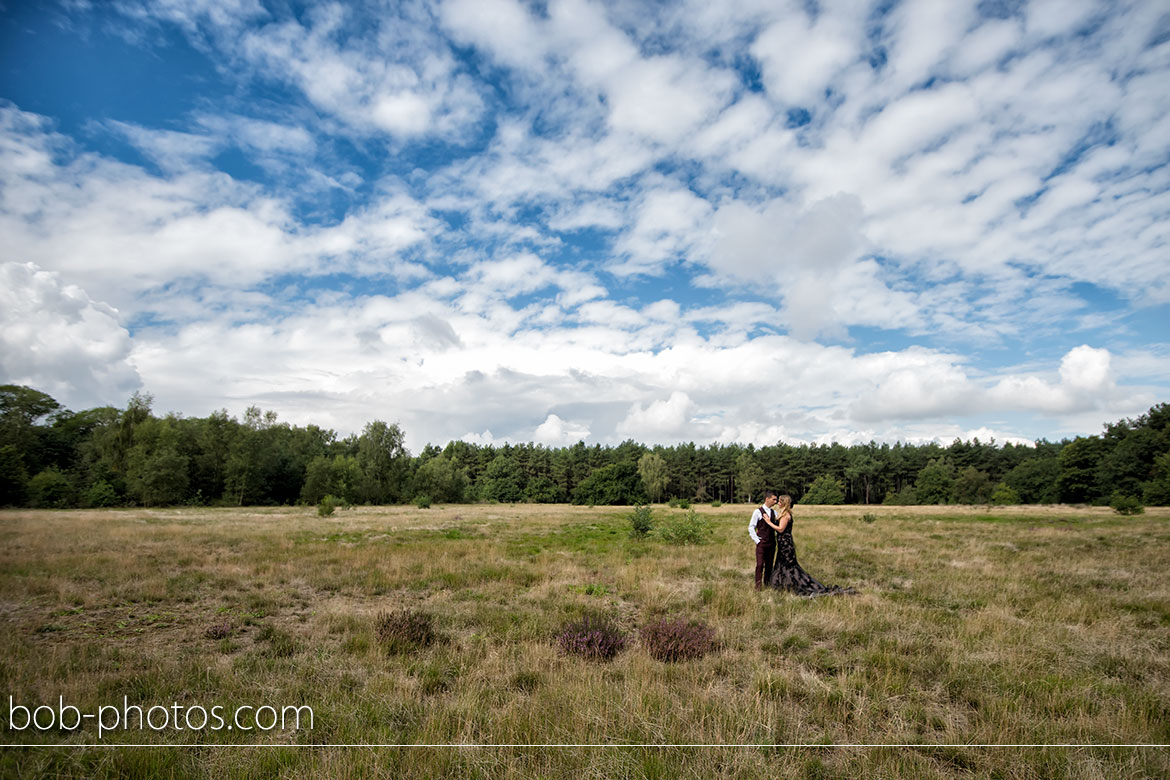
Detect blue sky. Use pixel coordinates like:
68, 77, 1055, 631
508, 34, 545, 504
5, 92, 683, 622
1, 0, 1168, 451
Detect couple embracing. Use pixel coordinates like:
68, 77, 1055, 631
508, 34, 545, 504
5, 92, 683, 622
750, 489, 856, 596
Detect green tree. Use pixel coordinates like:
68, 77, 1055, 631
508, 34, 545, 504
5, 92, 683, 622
845, 450, 884, 504
480, 453, 525, 503
357, 420, 408, 504
1, 385, 63, 482
990, 482, 1020, 505
1004, 457, 1060, 504
735, 452, 765, 503
523, 475, 562, 503
638, 451, 669, 503
1057, 436, 1107, 504
412, 454, 469, 504
915, 459, 954, 505
1142, 452, 1170, 506
126, 446, 189, 506
952, 466, 993, 504
571, 462, 647, 505
300, 456, 333, 504
27, 467, 72, 508
0, 444, 29, 506
802, 474, 845, 505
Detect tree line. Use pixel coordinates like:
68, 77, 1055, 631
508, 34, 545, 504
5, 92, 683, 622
2, 384, 1167, 509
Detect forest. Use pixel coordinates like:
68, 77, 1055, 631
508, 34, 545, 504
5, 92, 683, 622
1, 384, 1168, 510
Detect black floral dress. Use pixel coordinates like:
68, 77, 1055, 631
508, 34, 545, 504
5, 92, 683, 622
769, 512, 857, 597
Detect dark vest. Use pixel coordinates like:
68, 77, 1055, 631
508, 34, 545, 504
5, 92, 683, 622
755, 506, 776, 544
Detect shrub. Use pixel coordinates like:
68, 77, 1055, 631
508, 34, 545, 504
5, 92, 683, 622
414, 494, 432, 509
1110, 493, 1144, 516
375, 609, 439, 653
318, 494, 337, 517
557, 614, 627, 661
658, 508, 713, 545
860, 513, 878, 524
640, 617, 717, 662
710, 500, 722, 508
667, 497, 692, 509
629, 505, 654, 538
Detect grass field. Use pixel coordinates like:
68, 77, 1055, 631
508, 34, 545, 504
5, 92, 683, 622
2, 503, 1169, 778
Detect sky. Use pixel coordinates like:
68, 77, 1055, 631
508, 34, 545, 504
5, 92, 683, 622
1, 0, 1168, 452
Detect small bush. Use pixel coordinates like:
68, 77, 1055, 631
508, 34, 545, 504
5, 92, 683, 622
658, 508, 713, 545
710, 500, 722, 508
640, 617, 717, 662
318, 495, 337, 517
861, 513, 878, 524
629, 505, 654, 538
375, 609, 438, 653
557, 614, 627, 661
415, 494, 432, 509
1110, 493, 1144, 516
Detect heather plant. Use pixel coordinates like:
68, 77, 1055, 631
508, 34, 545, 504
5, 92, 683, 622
657, 508, 712, 545
557, 613, 627, 661
375, 609, 439, 653
628, 504, 653, 538
640, 617, 717, 662
202, 620, 233, 640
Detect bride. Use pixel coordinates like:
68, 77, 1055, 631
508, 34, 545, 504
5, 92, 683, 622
766, 494, 857, 596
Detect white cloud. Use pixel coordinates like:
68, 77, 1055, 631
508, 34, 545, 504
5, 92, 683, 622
752, 0, 865, 106
0, 262, 141, 406
533, 413, 591, 446
616, 391, 698, 441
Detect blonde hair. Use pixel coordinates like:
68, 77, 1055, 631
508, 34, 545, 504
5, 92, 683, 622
776, 494, 792, 514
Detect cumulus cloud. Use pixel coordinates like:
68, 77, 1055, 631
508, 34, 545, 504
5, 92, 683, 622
533, 413, 591, 446
0, 262, 141, 405
616, 391, 698, 441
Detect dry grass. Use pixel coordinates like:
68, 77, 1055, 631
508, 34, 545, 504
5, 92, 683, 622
2, 503, 1169, 778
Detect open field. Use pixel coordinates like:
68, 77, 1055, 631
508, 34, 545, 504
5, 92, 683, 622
2, 503, 1169, 778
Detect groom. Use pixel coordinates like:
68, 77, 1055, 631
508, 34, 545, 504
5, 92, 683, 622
749, 489, 780, 590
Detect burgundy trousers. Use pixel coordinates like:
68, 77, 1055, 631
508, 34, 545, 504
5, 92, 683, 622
755, 542, 775, 589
